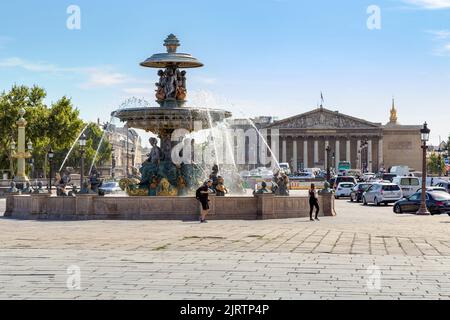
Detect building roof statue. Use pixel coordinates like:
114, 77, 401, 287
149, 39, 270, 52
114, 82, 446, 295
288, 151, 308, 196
389, 98, 398, 124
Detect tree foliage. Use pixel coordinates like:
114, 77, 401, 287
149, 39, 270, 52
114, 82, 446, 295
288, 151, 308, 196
0, 85, 111, 179
428, 152, 446, 176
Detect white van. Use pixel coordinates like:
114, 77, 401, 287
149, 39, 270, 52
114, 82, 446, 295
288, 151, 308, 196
390, 166, 410, 177
392, 176, 421, 198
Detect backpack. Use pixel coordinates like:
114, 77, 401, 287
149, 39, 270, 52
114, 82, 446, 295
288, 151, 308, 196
195, 187, 202, 199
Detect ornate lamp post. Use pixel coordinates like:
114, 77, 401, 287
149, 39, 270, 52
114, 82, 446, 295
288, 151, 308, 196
437, 146, 442, 177
79, 133, 87, 192
331, 152, 335, 176
111, 146, 116, 180
10, 140, 16, 179
417, 122, 431, 215
359, 140, 368, 173
11, 108, 33, 188
27, 141, 34, 179
325, 145, 331, 182
47, 147, 54, 194
131, 147, 135, 168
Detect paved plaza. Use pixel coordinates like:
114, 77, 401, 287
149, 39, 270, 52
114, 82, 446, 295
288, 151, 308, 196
1, 198, 450, 300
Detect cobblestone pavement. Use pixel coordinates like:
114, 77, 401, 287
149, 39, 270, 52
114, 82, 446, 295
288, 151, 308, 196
1, 198, 450, 299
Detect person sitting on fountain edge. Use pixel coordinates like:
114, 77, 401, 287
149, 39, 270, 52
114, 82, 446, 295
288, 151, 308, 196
196, 180, 213, 223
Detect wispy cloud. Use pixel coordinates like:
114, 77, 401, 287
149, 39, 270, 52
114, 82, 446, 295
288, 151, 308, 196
0, 56, 152, 90
425, 30, 450, 56
122, 87, 151, 95
401, 0, 450, 9
80, 68, 129, 89
427, 30, 450, 39
192, 76, 218, 85
433, 43, 450, 56
0, 57, 73, 73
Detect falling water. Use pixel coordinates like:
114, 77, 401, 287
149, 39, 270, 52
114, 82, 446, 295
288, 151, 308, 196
59, 123, 90, 172
89, 122, 110, 175
221, 118, 238, 172
245, 117, 281, 170
205, 107, 220, 172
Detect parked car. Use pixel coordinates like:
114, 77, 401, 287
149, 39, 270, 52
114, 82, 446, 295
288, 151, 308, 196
379, 173, 397, 182
335, 182, 355, 199
393, 191, 450, 215
435, 181, 450, 194
293, 172, 316, 179
426, 186, 448, 193
361, 172, 376, 182
98, 181, 122, 195
392, 176, 421, 198
332, 176, 357, 189
350, 183, 373, 202
279, 163, 291, 175
363, 183, 403, 206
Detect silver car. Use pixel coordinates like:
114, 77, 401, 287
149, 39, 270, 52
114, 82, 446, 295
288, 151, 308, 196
98, 181, 122, 195
363, 183, 403, 206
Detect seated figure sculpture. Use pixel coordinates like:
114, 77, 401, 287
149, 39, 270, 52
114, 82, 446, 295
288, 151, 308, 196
156, 178, 177, 196
140, 137, 163, 186
22, 182, 33, 194
33, 181, 47, 194
8, 181, 19, 194
215, 176, 228, 196
254, 181, 270, 195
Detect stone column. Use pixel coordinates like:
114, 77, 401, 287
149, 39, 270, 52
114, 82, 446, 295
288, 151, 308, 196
324, 140, 329, 169
314, 140, 319, 166
282, 139, 287, 163
368, 139, 373, 173
13, 108, 31, 185
346, 139, 351, 162
292, 140, 297, 172
335, 140, 340, 169
357, 139, 361, 170
303, 140, 308, 169
378, 138, 383, 171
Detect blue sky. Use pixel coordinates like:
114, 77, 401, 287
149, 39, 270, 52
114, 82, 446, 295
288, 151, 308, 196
0, 0, 449, 145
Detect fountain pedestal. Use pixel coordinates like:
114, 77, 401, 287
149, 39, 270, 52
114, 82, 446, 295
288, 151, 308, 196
113, 34, 232, 195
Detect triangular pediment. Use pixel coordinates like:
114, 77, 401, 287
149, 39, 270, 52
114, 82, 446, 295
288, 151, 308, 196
265, 107, 381, 129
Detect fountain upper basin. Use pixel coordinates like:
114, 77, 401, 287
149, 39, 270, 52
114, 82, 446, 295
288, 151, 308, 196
112, 107, 232, 132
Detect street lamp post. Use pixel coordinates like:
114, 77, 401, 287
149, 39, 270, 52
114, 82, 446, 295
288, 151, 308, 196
10, 140, 16, 179
437, 147, 442, 177
79, 133, 87, 193
47, 148, 54, 194
359, 140, 368, 173
325, 145, 331, 182
131, 147, 135, 168
417, 122, 431, 216
27, 141, 33, 180
111, 147, 116, 180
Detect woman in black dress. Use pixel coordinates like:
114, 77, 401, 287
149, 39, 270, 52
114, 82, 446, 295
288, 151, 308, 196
309, 183, 320, 221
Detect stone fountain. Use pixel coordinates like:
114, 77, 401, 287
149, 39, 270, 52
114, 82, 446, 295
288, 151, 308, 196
113, 34, 232, 196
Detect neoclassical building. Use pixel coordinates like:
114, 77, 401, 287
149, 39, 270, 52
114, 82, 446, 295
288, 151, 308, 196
231, 101, 422, 173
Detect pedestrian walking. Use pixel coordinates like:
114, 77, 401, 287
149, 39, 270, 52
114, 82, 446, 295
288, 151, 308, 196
309, 183, 320, 221
196, 180, 213, 223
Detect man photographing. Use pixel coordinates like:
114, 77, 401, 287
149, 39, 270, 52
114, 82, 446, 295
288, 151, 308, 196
196, 180, 213, 223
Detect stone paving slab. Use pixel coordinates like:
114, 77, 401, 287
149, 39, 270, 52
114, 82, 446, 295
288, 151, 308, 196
1, 198, 450, 299
0, 249, 449, 300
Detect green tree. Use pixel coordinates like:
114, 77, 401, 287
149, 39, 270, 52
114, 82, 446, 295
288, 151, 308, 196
64, 123, 112, 176
428, 152, 446, 176
0, 85, 111, 179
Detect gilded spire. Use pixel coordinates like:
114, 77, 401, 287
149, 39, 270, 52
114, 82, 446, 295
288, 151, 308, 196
390, 98, 397, 123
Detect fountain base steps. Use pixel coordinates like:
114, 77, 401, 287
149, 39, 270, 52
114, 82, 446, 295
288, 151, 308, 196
5, 194, 336, 220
